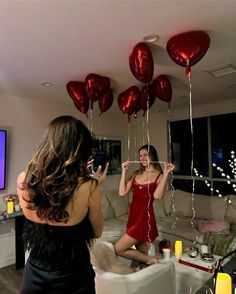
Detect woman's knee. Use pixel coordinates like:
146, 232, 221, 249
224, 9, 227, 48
136, 242, 149, 255
113, 243, 123, 256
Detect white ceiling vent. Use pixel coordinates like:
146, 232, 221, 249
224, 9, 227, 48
206, 64, 236, 77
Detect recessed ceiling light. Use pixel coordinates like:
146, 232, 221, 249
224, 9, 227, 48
143, 34, 159, 43
41, 82, 53, 87
206, 64, 236, 77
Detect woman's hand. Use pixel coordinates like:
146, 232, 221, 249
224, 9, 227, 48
121, 160, 130, 171
89, 162, 109, 184
163, 163, 175, 175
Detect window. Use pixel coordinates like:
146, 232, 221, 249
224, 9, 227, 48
170, 113, 236, 196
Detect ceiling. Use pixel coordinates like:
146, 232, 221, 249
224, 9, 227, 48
0, 0, 236, 114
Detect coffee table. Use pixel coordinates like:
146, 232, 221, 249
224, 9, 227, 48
161, 257, 214, 294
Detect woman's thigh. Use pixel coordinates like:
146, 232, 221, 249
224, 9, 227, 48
114, 233, 138, 254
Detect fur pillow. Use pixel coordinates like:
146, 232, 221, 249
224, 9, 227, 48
198, 219, 230, 233
90, 241, 135, 275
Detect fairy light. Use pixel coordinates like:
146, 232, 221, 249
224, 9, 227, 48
193, 168, 232, 205
212, 152, 236, 193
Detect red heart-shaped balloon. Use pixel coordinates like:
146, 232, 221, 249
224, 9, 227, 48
85, 74, 110, 103
129, 42, 154, 84
66, 81, 89, 114
99, 89, 114, 115
140, 85, 156, 111
118, 86, 140, 117
151, 75, 172, 103
166, 31, 210, 68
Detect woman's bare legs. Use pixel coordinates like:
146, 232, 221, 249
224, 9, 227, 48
114, 234, 158, 264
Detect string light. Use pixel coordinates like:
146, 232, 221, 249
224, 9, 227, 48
194, 149, 236, 207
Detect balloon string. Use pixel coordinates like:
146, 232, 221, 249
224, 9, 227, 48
89, 107, 93, 133
129, 160, 166, 164
127, 119, 131, 161
146, 94, 150, 146
133, 119, 137, 161
142, 118, 145, 145
188, 70, 198, 243
146, 85, 152, 246
167, 103, 177, 231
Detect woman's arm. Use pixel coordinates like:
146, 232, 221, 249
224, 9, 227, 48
88, 182, 104, 238
153, 163, 175, 200
119, 161, 134, 196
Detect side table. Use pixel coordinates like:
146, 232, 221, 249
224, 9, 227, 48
0, 211, 25, 269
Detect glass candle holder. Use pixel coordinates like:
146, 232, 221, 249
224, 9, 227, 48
163, 248, 171, 260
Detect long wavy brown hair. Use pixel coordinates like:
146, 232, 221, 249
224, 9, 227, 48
21, 116, 95, 223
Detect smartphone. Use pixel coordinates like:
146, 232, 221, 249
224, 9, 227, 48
93, 154, 107, 171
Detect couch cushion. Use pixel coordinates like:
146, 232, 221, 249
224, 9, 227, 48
100, 218, 126, 242
194, 195, 227, 221
153, 198, 166, 218
106, 191, 129, 218
163, 189, 193, 217
164, 189, 228, 221
173, 190, 193, 218
157, 217, 204, 243
102, 193, 115, 220
224, 195, 236, 223
163, 189, 173, 215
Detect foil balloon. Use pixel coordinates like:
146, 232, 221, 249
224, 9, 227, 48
133, 94, 142, 118
118, 86, 140, 118
140, 85, 156, 111
151, 75, 172, 103
99, 89, 114, 115
73, 98, 89, 115
85, 73, 110, 105
66, 81, 89, 115
129, 42, 154, 84
166, 31, 210, 77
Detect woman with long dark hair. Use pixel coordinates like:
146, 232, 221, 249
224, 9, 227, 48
17, 115, 108, 294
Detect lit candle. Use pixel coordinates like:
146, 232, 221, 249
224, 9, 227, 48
175, 240, 182, 259
215, 273, 232, 294
163, 248, 171, 260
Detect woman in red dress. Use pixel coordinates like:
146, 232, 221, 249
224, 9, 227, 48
114, 144, 174, 265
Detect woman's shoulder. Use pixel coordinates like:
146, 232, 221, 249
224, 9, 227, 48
76, 178, 100, 196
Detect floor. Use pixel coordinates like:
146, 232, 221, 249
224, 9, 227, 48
0, 264, 23, 294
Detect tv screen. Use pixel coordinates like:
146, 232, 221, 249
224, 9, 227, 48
0, 130, 7, 190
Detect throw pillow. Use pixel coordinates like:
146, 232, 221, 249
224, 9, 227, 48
224, 195, 236, 223
106, 191, 129, 218
198, 219, 230, 233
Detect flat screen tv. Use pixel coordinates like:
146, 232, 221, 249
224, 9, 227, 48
0, 130, 7, 190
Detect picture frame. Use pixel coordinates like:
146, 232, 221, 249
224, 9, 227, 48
92, 136, 123, 175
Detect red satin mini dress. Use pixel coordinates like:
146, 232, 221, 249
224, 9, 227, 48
126, 173, 161, 242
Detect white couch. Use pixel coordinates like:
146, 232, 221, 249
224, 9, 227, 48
99, 189, 236, 255
94, 261, 176, 294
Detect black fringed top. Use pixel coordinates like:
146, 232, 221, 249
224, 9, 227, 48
22, 215, 95, 271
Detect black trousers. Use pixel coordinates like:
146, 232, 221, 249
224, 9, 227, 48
20, 260, 96, 294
